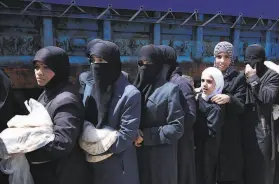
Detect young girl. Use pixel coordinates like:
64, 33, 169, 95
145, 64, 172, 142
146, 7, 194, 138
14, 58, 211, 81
194, 67, 225, 184
212, 41, 246, 184
26, 46, 90, 184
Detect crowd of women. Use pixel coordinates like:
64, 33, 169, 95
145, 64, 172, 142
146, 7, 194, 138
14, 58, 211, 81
0, 39, 279, 184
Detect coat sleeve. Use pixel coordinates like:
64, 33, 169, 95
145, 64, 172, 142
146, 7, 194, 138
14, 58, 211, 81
227, 74, 246, 114
78, 72, 87, 96
26, 96, 84, 160
207, 105, 225, 137
247, 72, 279, 104
142, 86, 185, 146
179, 79, 197, 128
109, 89, 141, 154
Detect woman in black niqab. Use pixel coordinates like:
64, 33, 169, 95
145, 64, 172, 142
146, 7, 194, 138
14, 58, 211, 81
242, 44, 279, 184
134, 44, 185, 184
0, 69, 16, 183
158, 45, 197, 184
0, 69, 28, 183
79, 39, 103, 97
0, 68, 27, 131
85, 41, 122, 128
133, 44, 164, 102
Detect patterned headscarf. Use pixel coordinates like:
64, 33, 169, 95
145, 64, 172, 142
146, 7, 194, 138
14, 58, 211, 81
214, 41, 234, 78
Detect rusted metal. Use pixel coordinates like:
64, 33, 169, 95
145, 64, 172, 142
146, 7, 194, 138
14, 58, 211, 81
0, 3, 279, 90
1, 61, 247, 89
3, 68, 37, 88
3, 65, 89, 89
0, 15, 42, 56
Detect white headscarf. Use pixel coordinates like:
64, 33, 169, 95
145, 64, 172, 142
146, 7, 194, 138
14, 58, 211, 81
201, 67, 224, 101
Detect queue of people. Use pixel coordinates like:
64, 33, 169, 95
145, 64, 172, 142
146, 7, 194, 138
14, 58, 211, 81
0, 39, 279, 184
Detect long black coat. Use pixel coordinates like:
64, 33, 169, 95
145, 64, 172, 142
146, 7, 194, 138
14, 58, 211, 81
137, 77, 185, 184
171, 73, 197, 184
0, 70, 27, 184
217, 70, 246, 182
274, 117, 279, 184
26, 84, 91, 184
242, 69, 279, 184
194, 95, 225, 184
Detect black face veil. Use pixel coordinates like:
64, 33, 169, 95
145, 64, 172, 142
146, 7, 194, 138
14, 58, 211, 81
134, 44, 164, 102
244, 44, 267, 77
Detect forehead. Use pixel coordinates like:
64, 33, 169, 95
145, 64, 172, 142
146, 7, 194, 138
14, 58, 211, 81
201, 73, 214, 80
34, 61, 47, 66
216, 52, 229, 56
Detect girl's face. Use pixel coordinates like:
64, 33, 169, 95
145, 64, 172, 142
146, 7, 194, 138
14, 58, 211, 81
34, 61, 55, 87
215, 52, 231, 72
201, 73, 216, 95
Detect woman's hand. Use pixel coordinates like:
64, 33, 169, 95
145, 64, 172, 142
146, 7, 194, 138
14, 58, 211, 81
245, 64, 256, 78
134, 130, 144, 147
211, 94, 231, 104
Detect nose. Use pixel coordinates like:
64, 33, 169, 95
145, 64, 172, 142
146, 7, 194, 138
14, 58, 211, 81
201, 82, 207, 88
36, 68, 44, 76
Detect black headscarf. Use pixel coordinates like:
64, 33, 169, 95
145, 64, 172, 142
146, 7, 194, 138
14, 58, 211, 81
244, 44, 267, 78
245, 44, 268, 104
86, 39, 103, 58
134, 44, 164, 102
81, 39, 103, 86
0, 69, 11, 110
33, 46, 70, 90
86, 41, 121, 128
157, 45, 179, 80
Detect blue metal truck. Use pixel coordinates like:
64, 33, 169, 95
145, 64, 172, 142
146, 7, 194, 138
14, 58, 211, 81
0, 0, 278, 92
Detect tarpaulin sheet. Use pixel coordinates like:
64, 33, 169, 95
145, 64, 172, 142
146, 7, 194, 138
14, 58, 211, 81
24, 0, 278, 19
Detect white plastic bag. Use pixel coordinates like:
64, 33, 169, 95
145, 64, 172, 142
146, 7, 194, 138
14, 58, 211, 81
0, 98, 55, 158
0, 98, 55, 184
264, 61, 279, 74
79, 121, 117, 162
273, 104, 279, 120
0, 155, 33, 184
